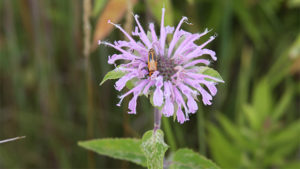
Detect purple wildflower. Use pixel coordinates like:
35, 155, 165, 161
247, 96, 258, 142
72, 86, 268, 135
99, 8, 224, 124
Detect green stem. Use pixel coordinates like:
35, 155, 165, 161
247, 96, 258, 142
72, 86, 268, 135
197, 105, 206, 155
162, 117, 177, 151
154, 108, 161, 132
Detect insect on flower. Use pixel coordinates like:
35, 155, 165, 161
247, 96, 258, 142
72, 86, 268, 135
148, 48, 157, 76
99, 9, 224, 123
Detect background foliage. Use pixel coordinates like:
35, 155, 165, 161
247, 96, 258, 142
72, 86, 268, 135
0, 0, 299, 168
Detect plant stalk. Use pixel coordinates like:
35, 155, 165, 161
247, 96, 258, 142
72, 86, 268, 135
154, 108, 161, 132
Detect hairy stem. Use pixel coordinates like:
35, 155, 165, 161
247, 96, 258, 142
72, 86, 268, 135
154, 108, 162, 132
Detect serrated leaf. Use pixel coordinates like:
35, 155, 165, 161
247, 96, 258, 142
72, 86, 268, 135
100, 69, 126, 85
141, 130, 168, 169
170, 148, 221, 169
200, 67, 224, 82
78, 138, 147, 167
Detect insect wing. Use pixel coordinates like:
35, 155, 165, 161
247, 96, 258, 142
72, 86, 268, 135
148, 49, 156, 62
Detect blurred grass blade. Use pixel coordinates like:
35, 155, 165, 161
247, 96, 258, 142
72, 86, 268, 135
92, 0, 107, 17
92, 0, 138, 51
207, 123, 241, 168
162, 117, 177, 151
272, 86, 294, 121
146, 0, 174, 26
252, 78, 273, 121
269, 120, 300, 146
235, 46, 252, 124
243, 104, 260, 130
196, 105, 206, 155
233, 0, 262, 47
217, 114, 255, 150
0, 136, 26, 144
267, 34, 300, 87
289, 34, 300, 59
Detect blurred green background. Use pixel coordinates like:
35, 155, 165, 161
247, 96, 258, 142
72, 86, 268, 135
0, 0, 299, 168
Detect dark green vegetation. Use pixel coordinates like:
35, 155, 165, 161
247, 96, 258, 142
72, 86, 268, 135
0, 0, 299, 168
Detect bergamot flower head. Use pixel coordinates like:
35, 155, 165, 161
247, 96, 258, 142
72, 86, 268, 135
99, 8, 224, 124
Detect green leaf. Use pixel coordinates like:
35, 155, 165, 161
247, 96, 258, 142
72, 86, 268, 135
78, 138, 147, 167
217, 114, 255, 150
125, 78, 138, 90
264, 141, 299, 166
100, 68, 126, 85
243, 104, 260, 130
170, 148, 221, 169
140, 130, 168, 169
199, 67, 224, 82
207, 124, 241, 169
269, 120, 300, 146
272, 86, 294, 121
252, 78, 273, 124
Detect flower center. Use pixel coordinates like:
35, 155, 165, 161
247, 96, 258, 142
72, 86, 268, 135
157, 56, 177, 81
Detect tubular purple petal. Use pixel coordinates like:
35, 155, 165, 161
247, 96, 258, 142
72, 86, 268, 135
117, 80, 148, 107
187, 94, 198, 113
174, 33, 201, 57
183, 59, 210, 68
149, 23, 158, 43
143, 80, 155, 95
101, 8, 223, 123
200, 80, 218, 96
162, 98, 174, 117
134, 15, 152, 48
159, 8, 166, 56
168, 17, 188, 57
173, 86, 189, 116
153, 76, 164, 106
185, 35, 216, 61
176, 105, 185, 124
101, 41, 140, 59
128, 91, 139, 114
115, 73, 136, 91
